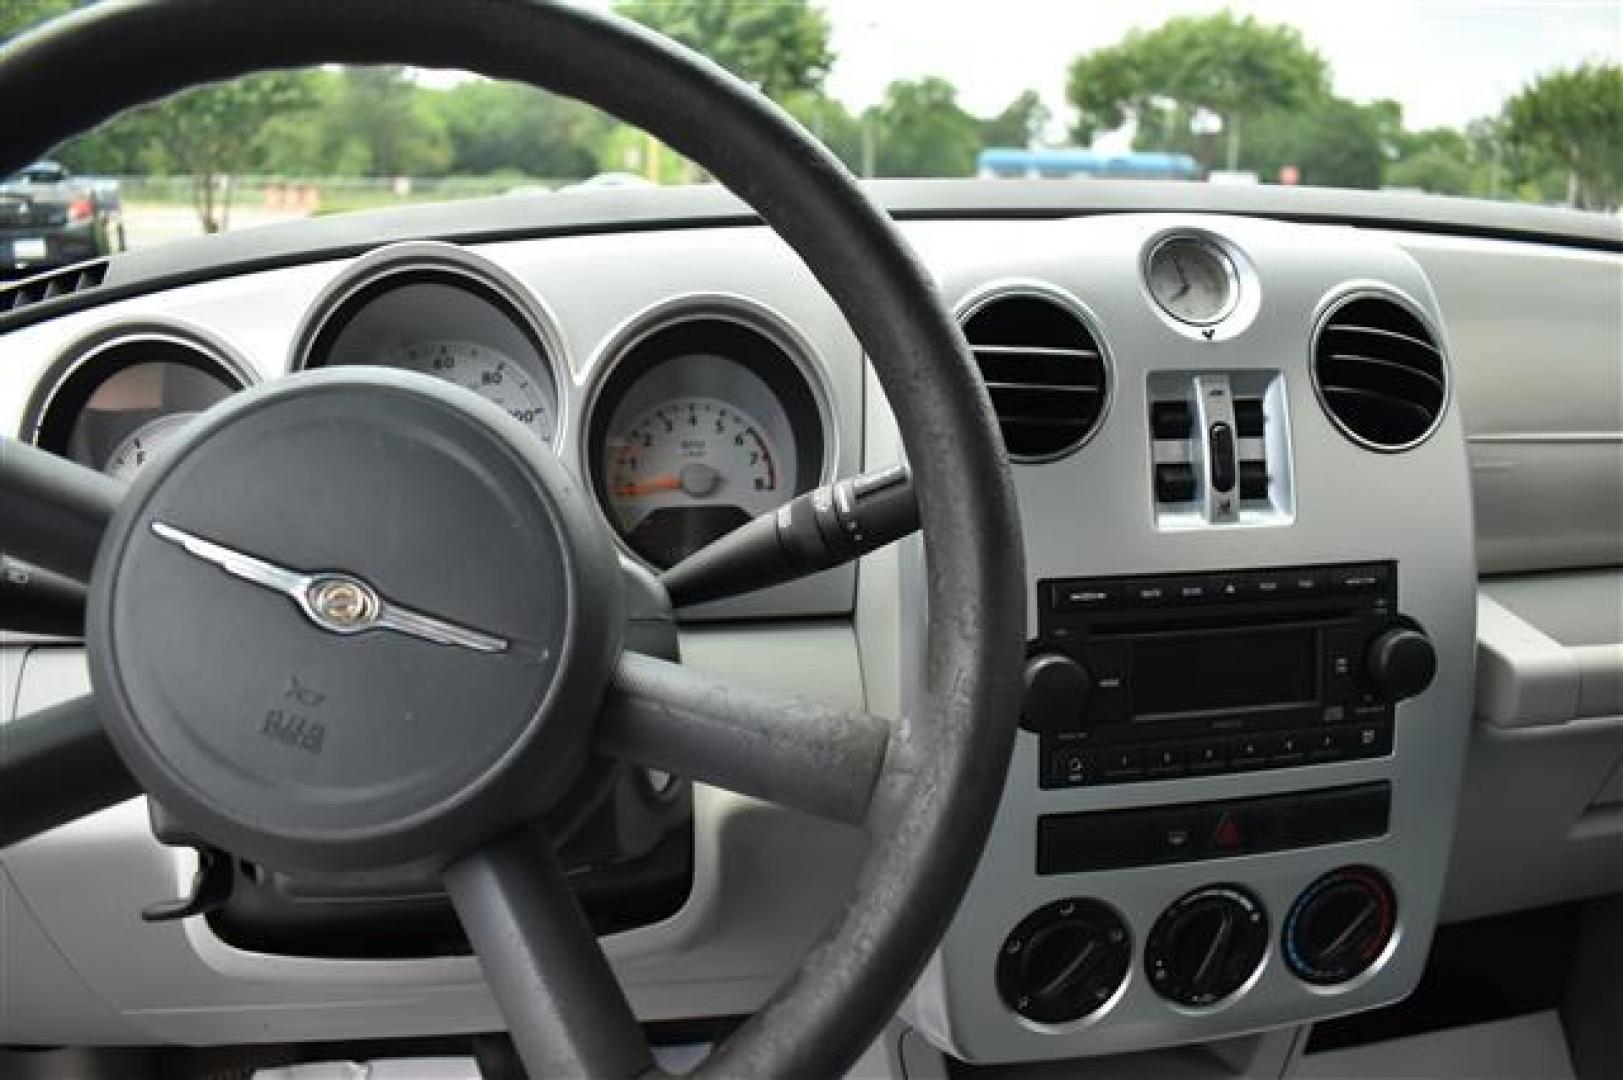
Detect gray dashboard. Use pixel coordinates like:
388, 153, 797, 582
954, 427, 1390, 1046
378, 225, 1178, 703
1, 188, 1618, 1061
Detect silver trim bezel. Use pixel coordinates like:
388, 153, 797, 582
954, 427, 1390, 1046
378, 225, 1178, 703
22, 317, 258, 450
1309, 284, 1452, 454
577, 292, 839, 574
289, 240, 572, 449
953, 279, 1116, 465
1142, 231, 1243, 327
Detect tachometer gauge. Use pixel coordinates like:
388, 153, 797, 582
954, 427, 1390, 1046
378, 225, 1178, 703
587, 314, 829, 571
381, 339, 555, 443
104, 411, 200, 481
603, 397, 790, 567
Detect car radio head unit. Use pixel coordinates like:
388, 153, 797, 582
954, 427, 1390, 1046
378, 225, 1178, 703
1023, 562, 1435, 788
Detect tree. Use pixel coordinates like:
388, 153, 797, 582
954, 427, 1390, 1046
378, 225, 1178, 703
1241, 96, 1390, 190
980, 90, 1050, 151
616, 0, 833, 100
1503, 63, 1623, 209
430, 81, 607, 179
323, 67, 452, 177
135, 74, 319, 232
1067, 12, 1328, 171
866, 77, 981, 178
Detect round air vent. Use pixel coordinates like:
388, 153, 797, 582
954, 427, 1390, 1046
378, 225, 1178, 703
960, 290, 1109, 461
1313, 294, 1446, 451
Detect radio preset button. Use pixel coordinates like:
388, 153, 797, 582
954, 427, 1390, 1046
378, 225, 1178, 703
1270, 730, 1309, 766
1143, 746, 1186, 778
1099, 747, 1145, 781
1307, 727, 1350, 763
1188, 739, 1228, 774
1229, 735, 1269, 768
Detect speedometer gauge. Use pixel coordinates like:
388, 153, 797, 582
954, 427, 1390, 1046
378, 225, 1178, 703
603, 397, 790, 566
381, 339, 555, 443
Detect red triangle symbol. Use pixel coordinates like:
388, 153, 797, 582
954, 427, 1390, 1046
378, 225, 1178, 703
1214, 814, 1243, 848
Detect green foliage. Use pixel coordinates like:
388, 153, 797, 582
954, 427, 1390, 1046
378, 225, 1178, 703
980, 91, 1050, 151
866, 77, 982, 178
1240, 96, 1392, 190
1504, 63, 1623, 210
1068, 12, 1328, 170
128, 73, 320, 232
615, 0, 833, 99
0, 0, 79, 39
433, 81, 608, 179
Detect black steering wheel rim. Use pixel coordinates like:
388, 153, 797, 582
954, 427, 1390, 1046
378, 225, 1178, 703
0, 2, 1027, 1076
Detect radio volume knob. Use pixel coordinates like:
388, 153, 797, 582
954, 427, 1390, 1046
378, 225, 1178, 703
1365, 628, 1437, 702
1021, 653, 1091, 734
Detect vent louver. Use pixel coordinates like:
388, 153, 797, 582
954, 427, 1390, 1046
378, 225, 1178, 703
960, 292, 1108, 461
1, 260, 108, 314
1313, 295, 1446, 451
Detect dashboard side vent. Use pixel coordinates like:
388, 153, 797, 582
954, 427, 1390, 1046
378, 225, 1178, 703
1313, 295, 1446, 450
960, 292, 1108, 461
0, 259, 108, 314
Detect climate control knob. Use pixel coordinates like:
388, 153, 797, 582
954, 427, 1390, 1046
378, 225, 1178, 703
1284, 866, 1397, 985
996, 898, 1130, 1024
1365, 627, 1436, 701
1021, 653, 1091, 734
1144, 884, 1269, 1007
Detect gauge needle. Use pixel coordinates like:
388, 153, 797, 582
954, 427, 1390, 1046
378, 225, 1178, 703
1171, 256, 1192, 300
616, 463, 724, 498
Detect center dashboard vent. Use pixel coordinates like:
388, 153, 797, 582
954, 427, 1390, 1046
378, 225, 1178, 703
960, 291, 1109, 461
1313, 294, 1446, 451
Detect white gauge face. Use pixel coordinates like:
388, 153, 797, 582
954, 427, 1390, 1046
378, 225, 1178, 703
1147, 235, 1239, 325
602, 396, 793, 568
381, 339, 555, 444
104, 411, 199, 481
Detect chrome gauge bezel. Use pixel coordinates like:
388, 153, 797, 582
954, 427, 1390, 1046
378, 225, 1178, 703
291, 241, 569, 449
22, 318, 257, 476
579, 294, 837, 573
1143, 231, 1242, 327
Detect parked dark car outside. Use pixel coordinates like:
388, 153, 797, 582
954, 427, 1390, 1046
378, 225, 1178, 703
0, 160, 124, 277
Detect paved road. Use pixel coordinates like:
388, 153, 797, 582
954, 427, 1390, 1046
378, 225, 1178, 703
122, 204, 310, 251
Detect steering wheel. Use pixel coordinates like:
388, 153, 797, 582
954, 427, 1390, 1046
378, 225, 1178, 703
0, 2, 1025, 1077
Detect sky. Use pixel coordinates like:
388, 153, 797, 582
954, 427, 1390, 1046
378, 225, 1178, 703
573, 0, 1621, 144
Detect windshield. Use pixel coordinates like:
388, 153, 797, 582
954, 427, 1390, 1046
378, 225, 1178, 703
3, 0, 1618, 253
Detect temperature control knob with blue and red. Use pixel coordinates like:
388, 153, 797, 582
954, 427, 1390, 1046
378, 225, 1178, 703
1284, 866, 1398, 985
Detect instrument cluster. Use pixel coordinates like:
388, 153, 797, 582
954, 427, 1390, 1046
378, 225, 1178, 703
23, 244, 834, 574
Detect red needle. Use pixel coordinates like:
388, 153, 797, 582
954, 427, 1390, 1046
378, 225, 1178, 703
614, 474, 683, 497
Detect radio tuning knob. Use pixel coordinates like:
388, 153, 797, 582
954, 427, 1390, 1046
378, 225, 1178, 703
1365, 627, 1436, 701
1021, 653, 1091, 734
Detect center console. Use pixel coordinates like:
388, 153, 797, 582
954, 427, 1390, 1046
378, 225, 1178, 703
895, 214, 1478, 1063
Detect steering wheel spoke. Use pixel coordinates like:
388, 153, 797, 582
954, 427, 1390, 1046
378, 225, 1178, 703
0, 437, 124, 582
0, 694, 137, 850
598, 651, 891, 826
444, 825, 657, 1080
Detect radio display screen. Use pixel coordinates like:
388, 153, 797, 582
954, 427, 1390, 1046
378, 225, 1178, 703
1132, 628, 1318, 716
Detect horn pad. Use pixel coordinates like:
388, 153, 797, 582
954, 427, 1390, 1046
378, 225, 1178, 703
87, 369, 623, 873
